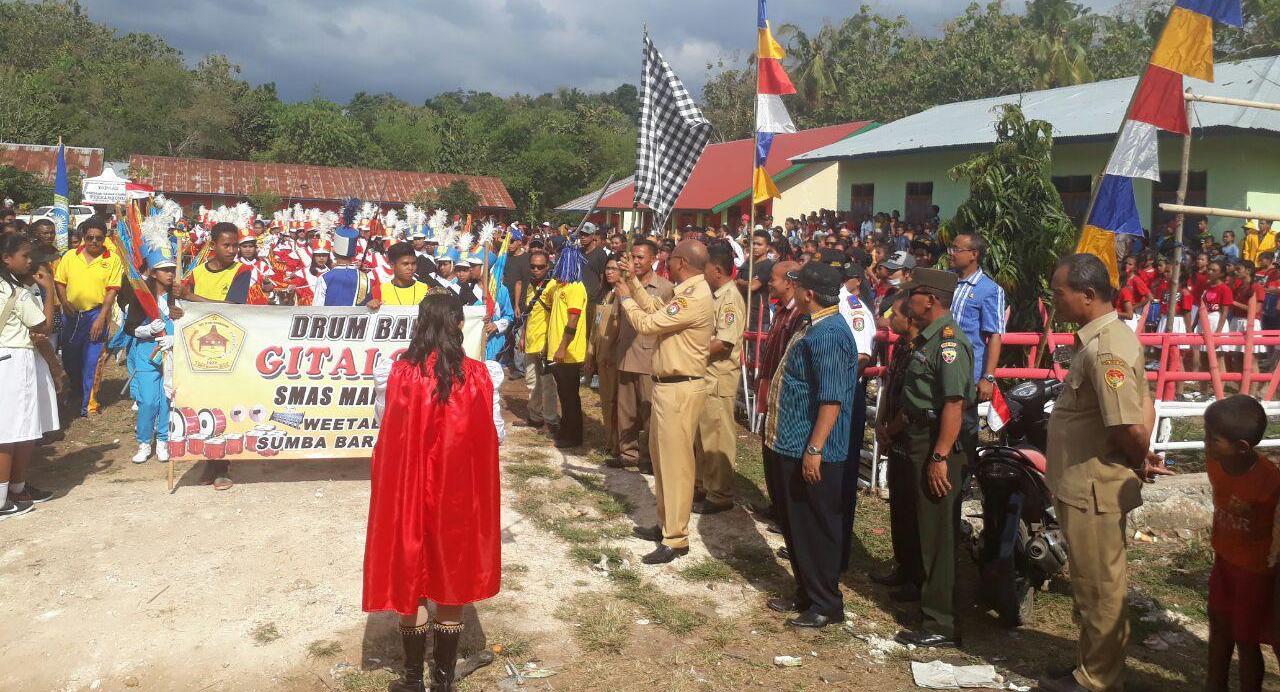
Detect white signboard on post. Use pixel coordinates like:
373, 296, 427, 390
81, 169, 129, 205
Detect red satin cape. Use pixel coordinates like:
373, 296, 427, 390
362, 357, 501, 615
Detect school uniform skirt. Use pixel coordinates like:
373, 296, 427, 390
0, 347, 59, 444
1225, 316, 1266, 354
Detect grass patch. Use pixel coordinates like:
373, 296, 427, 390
1129, 537, 1213, 623
305, 639, 342, 658
250, 621, 281, 645
506, 463, 559, 482
548, 521, 601, 544
569, 544, 625, 568
339, 669, 397, 692
616, 580, 708, 634
679, 557, 736, 583
555, 593, 633, 653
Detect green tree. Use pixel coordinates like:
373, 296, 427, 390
247, 178, 282, 216
944, 104, 1076, 332
1026, 0, 1095, 88
264, 100, 382, 168
432, 179, 482, 217
0, 165, 51, 207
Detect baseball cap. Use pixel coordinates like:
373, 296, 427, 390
580, 222, 598, 236
897, 267, 958, 298
540, 221, 552, 228
787, 262, 843, 296
883, 250, 917, 272
817, 248, 845, 267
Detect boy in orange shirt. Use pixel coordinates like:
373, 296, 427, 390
1205, 395, 1280, 692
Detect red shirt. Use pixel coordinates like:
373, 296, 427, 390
1139, 267, 1158, 287
1147, 276, 1171, 303
1192, 271, 1210, 302
1178, 286, 1195, 313
1231, 283, 1265, 318
1210, 455, 1280, 574
1201, 283, 1234, 313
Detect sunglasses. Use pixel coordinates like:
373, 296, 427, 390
946, 246, 975, 255
530, 264, 549, 270
84, 235, 106, 242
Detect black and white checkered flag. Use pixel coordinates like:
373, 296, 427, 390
635, 32, 712, 232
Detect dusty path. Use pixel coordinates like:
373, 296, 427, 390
0, 363, 1244, 691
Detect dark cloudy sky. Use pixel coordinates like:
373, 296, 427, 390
88, 0, 1126, 103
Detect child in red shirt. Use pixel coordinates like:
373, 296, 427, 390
1205, 395, 1280, 692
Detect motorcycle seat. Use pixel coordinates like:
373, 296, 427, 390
1014, 443, 1048, 474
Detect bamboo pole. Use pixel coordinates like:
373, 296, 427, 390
1184, 92, 1280, 112
1165, 93, 1194, 343
1157, 204, 1280, 223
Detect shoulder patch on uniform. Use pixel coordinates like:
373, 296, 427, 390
665, 296, 688, 316
941, 345, 958, 363
681, 286, 697, 296
940, 340, 958, 349
1101, 357, 1127, 367
852, 316, 865, 332
1104, 368, 1126, 390
847, 294, 863, 309
723, 310, 737, 326
942, 325, 955, 338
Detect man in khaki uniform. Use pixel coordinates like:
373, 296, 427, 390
1039, 254, 1171, 692
693, 243, 746, 514
616, 240, 714, 564
609, 239, 674, 472
585, 257, 622, 456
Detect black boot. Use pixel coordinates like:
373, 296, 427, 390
429, 620, 463, 691
390, 622, 428, 692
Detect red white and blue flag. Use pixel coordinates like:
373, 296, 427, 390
753, 0, 796, 204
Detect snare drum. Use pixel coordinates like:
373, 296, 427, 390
167, 435, 186, 459
198, 408, 228, 437
225, 433, 244, 455
186, 434, 207, 456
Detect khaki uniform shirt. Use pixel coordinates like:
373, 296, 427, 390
703, 280, 746, 396
1046, 312, 1146, 513
590, 291, 621, 368
615, 272, 674, 374
620, 273, 713, 379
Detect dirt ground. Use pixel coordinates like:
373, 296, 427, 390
0, 361, 1271, 691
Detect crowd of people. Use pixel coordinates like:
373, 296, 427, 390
3, 197, 1280, 692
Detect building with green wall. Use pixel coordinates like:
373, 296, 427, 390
791, 57, 1280, 238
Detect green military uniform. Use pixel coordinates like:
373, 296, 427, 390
1046, 312, 1147, 692
900, 312, 975, 640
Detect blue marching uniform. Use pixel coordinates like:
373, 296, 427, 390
127, 298, 173, 445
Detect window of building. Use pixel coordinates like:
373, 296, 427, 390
1151, 171, 1207, 238
849, 183, 874, 219
1053, 175, 1094, 227
904, 182, 933, 224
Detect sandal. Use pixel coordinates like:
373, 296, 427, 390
213, 475, 234, 491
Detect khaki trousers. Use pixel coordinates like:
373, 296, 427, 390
616, 371, 654, 465
695, 379, 738, 504
650, 379, 707, 549
597, 361, 620, 455
1056, 500, 1129, 692
523, 355, 559, 425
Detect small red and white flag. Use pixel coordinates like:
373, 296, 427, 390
987, 384, 1013, 433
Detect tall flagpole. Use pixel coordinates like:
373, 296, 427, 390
745, 19, 762, 390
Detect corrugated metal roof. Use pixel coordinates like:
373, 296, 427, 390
0, 142, 105, 180
795, 57, 1280, 163
558, 122, 874, 212
129, 155, 516, 210
556, 176, 635, 212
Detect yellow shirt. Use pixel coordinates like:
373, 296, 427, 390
381, 280, 429, 306
523, 279, 556, 355
548, 281, 589, 364
54, 247, 123, 312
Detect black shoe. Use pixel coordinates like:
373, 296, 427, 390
766, 596, 806, 613
554, 439, 581, 449
641, 544, 688, 564
745, 501, 776, 521
890, 583, 922, 602
389, 679, 425, 692
547, 423, 560, 437
513, 418, 544, 429
775, 546, 790, 561
691, 499, 734, 515
11, 484, 53, 504
633, 525, 662, 542
787, 609, 843, 629
693, 489, 707, 503
1036, 672, 1088, 692
869, 566, 907, 587
894, 629, 959, 649
604, 456, 635, 469
637, 462, 653, 475
0, 499, 34, 521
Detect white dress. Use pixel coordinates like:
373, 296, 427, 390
0, 282, 59, 444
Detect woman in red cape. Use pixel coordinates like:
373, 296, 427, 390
363, 292, 500, 692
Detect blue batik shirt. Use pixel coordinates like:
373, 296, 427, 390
764, 305, 858, 462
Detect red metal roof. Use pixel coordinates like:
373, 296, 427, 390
0, 142, 104, 180
129, 155, 516, 210
594, 121, 872, 211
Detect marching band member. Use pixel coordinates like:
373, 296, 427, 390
315, 200, 382, 309
125, 230, 181, 463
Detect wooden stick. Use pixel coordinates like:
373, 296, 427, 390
1165, 94, 1193, 337
1158, 203, 1280, 223
167, 458, 175, 493
1184, 92, 1280, 112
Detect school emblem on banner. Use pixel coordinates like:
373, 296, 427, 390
183, 313, 247, 372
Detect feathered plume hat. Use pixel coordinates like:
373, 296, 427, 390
333, 198, 362, 259
551, 238, 585, 284
141, 195, 181, 271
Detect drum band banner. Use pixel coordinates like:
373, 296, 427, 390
168, 303, 486, 461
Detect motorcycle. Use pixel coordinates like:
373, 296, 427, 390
965, 370, 1069, 627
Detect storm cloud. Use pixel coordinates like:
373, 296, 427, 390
87, 0, 1126, 103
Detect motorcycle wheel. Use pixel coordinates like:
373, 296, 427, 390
1003, 521, 1037, 628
